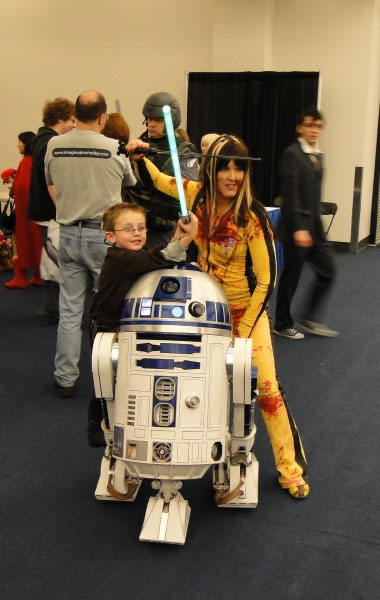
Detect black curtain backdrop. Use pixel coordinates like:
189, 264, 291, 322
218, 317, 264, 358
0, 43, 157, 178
187, 71, 319, 206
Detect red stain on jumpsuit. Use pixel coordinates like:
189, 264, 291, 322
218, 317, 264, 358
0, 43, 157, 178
258, 394, 284, 415
260, 380, 272, 394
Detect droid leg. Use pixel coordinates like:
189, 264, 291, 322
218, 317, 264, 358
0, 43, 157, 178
215, 337, 259, 507
95, 454, 142, 502
139, 480, 191, 545
92, 331, 118, 448
213, 450, 259, 508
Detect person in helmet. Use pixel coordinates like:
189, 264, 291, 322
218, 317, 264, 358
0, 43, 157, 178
129, 92, 199, 246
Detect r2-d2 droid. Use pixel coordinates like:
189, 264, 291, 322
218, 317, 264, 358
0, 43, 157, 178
92, 264, 259, 544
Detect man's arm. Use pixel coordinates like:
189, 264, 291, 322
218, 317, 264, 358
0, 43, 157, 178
44, 139, 56, 204
48, 185, 57, 205
121, 155, 137, 187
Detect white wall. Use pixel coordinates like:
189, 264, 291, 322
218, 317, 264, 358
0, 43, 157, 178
0, 0, 214, 167
1, 0, 379, 243
211, 0, 274, 70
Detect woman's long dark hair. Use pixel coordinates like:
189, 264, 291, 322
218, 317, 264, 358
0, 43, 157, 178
18, 131, 36, 156
200, 134, 272, 230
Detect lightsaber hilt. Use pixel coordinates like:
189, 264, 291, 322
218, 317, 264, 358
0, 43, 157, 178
162, 105, 190, 221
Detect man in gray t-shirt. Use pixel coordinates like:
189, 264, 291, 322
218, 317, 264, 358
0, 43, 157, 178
45, 90, 136, 397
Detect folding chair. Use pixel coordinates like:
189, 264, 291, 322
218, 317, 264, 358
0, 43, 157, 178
320, 202, 337, 235
274, 197, 337, 235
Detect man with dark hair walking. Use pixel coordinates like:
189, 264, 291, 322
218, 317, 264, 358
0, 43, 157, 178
274, 107, 338, 339
45, 90, 136, 397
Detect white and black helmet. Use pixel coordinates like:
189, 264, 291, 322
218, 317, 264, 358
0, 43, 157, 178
142, 92, 181, 128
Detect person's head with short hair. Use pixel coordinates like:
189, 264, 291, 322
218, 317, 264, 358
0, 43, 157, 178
201, 134, 254, 219
102, 113, 130, 144
297, 106, 324, 147
103, 203, 147, 251
17, 131, 36, 156
142, 91, 181, 139
75, 91, 107, 130
42, 97, 75, 133
201, 133, 219, 154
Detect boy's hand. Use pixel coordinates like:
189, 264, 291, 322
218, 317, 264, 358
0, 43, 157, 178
171, 221, 182, 243
126, 139, 149, 159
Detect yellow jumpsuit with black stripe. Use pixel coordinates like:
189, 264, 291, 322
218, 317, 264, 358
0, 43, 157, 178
141, 159, 307, 489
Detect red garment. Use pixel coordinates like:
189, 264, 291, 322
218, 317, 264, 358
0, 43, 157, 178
13, 156, 42, 269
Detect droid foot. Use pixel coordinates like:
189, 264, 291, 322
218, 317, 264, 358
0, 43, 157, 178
287, 483, 310, 499
95, 455, 142, 501
139, 491, 190, 545
214, 454, 259, 508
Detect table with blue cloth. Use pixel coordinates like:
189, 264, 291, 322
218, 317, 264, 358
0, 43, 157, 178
265, 207, 283, 271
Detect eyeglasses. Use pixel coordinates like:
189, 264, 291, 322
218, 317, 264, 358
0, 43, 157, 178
303, 123, 323, 129
113, 226, 148, 234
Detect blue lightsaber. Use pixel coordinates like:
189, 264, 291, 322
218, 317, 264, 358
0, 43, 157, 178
162, 105, 190, 222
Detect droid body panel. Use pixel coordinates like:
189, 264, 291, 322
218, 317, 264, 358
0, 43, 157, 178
92, 265, 258, 544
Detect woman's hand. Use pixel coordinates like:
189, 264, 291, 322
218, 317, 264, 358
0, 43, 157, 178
126, 139, 149, 160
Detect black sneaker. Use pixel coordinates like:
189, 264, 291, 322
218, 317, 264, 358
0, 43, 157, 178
273, 327, 304, 339
54, 382, 75, 398
297, 320, 339, 337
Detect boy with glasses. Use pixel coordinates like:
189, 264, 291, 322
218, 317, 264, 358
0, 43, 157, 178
90, 202, 198, 334
88, 202, 197, 446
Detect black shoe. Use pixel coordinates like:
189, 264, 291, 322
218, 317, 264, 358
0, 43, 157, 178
54, 381, 75, 398
273, 327, 304, 339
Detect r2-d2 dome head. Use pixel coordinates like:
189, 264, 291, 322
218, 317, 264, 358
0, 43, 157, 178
119, 264, 231, 337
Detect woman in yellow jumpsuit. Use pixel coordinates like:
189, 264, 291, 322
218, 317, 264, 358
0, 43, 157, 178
129, 134, 309, 499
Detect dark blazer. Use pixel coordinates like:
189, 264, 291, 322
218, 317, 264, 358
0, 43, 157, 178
277, 140, 326, 244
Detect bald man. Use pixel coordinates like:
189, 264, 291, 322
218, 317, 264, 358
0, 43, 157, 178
45, 90, 136, 397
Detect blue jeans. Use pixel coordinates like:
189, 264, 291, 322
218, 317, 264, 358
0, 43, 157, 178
54, 224, 107, 387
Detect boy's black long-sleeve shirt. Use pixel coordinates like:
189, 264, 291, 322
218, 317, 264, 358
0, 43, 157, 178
91, 244, 184, 330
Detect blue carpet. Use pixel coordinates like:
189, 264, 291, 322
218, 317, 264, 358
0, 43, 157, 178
1, 247, 379, 600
